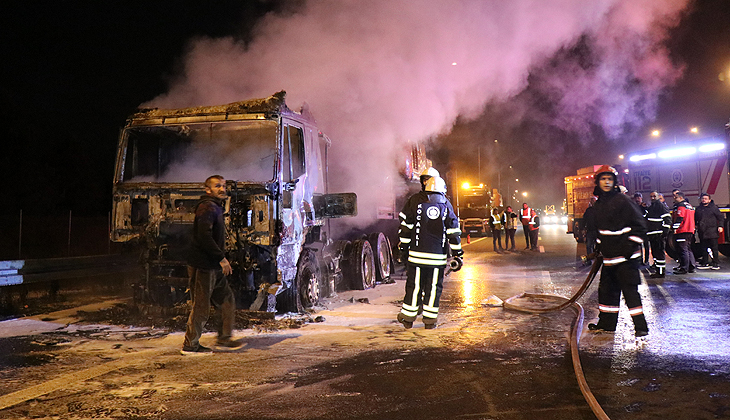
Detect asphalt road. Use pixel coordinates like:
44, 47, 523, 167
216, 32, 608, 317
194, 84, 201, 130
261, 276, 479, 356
0, 225, 728, 419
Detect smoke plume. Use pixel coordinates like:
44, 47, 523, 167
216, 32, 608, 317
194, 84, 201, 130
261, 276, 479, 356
145, 0, 692, 224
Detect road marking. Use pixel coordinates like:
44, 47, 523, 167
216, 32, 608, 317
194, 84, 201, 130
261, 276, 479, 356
654, 284, 676, 306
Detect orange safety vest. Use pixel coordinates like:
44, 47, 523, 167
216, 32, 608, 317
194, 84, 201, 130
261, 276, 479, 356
520, 207, 531, 224
529, 215, 539, 231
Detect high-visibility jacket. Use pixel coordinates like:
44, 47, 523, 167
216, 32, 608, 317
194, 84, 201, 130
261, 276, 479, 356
398, 191, 462, 266
489, 212, 505, 231
673, 200, 695, 234
520, 207, 531, 225
528, 215, 540, 231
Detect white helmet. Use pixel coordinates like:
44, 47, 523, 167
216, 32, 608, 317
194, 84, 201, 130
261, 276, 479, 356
425, 176, 447, 193
420, 167, 440, 178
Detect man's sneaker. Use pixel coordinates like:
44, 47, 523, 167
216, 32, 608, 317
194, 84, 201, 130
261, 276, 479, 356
712, 265, 721, 270
216, 338, 242, 348
587, 323, 616, 332
696, 264, 711, 270
674, 268, 688, 275
635, 330, 649, 337
649, 273, 665, 278
181, 344, 213, 355
397, 313, 413, 329
424, 323, 436, 330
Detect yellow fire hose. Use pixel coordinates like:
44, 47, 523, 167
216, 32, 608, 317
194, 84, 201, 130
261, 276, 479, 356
502, 255, 611, 420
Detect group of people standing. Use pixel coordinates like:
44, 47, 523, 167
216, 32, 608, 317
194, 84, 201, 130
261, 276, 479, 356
489, 203, 541, 253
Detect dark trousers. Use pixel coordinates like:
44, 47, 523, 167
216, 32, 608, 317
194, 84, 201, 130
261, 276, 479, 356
586, 232, 597, 258
699, 236, 719, 266
675, 232, 697, 270
596, 260, 648, 333
642, 241, 650, 265
183, 266, 236, 348
505, 229, 516, 250
649, 234, 666, 274
522, 224, 531, 248
399, 264, 445, 325
492, 229, 503, 251
529, 229, 539, 250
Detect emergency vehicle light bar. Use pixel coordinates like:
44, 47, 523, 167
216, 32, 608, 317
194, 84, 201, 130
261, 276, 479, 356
698, 143, 726, 153
629, 153, 656, 162
658, 147, 696, 159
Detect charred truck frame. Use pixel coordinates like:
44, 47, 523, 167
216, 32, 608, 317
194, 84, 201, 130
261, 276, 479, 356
111, 92, 393, 313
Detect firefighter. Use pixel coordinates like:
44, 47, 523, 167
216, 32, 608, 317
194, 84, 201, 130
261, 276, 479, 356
489, 207, 505, 253
672, 191, 697, 274
520, 203, 532, 249
528, 209, 540, 251
419, 167, 440, 190
646, 191, 671, 278
588, 165, 649, 337
397, 176, 462, 329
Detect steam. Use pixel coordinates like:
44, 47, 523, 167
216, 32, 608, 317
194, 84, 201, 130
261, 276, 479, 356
145, 0, 692, 225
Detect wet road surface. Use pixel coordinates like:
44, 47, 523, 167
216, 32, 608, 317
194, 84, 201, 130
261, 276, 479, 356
0, 225, 728, 419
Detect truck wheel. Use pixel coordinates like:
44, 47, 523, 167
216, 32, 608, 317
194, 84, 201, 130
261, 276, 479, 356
368, 232, 393, 283
297, 249, 322, 309
347, 239, 375, 290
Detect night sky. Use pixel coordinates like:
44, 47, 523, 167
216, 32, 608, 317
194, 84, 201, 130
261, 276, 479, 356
2, 0, 729, 219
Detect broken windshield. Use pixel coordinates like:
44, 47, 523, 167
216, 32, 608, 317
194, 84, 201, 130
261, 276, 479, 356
119, 120, 278, 183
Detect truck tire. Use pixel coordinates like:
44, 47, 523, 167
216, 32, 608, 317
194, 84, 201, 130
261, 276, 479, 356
347, 239, 375, 290
368, 232, 393, 283
296, 249, 322, 309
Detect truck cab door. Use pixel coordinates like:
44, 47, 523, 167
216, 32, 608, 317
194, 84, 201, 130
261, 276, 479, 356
280, 124, 307, 246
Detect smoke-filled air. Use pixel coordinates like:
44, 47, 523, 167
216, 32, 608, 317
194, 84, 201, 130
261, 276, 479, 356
145, 0, 692, 223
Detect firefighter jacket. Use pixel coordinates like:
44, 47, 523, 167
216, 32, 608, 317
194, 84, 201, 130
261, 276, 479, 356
672, 200, 695, 234
528, 215, 540, 231
646, 200, 671, 236
398, 191, 462, 267
695, 200, 723, 239
520, 207, 531, 225
593, 188, 647, 266
489, 211, 505, 231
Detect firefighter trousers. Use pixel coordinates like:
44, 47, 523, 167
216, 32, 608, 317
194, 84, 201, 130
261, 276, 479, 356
648, 234, 666, 274
399, 264, 445, 325
596, 260, 648, 333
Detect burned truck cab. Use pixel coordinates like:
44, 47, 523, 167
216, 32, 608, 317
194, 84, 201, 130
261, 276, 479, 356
111, 91, 361, 312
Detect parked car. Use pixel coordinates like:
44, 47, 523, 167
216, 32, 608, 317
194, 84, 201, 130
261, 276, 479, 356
462, 218, 489, 236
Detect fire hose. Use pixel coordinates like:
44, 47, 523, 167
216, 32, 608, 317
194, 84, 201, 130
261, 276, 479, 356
501, 254, 611, 420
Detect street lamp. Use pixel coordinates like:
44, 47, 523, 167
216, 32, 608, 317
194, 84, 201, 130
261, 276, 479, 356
651, 130, 661, 137
462, 182, 470, 190
690, 126, 699, 134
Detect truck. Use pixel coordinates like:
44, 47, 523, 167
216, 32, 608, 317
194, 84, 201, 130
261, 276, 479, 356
111, 91, 398, 313
626, 136, 730, 256
564, 165, 628, 242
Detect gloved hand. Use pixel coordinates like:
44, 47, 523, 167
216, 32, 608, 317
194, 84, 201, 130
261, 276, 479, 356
449, 256, 463, 272
396, 246, 408, 264
453, 249, 464, 258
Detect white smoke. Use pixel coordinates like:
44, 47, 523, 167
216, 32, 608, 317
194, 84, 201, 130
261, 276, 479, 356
145, 0, 692, 225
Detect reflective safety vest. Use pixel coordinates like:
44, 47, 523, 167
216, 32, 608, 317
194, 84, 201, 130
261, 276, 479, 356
520, 207, 531, 224
529, 215, 540, 231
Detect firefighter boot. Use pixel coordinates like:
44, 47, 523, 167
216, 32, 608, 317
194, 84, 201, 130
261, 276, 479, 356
632, 314, 649, 337
588, 312, 618, 332
397, 313, 413, 329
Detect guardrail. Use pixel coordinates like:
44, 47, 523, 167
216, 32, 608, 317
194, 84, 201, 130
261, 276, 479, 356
0, 254, 139, 287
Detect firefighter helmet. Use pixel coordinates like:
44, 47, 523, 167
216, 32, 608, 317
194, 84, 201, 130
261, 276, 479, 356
594, 165, 618, 185
420, 167, 440, 178
425, 176, 447, 193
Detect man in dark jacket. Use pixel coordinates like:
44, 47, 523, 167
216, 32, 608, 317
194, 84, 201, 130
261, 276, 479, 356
588, 166, 649, 337
646, 191, 672, 278
397, 176, 462, 329
182, 175, 237, 354
695, 193, 724, 269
